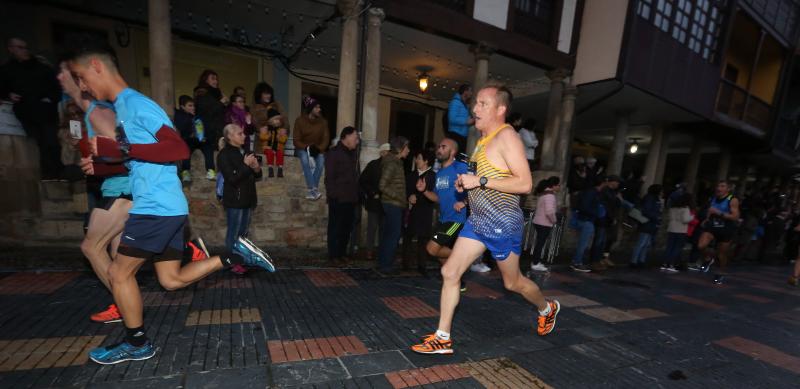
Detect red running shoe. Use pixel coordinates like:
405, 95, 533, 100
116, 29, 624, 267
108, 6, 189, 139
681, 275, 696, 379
90, 304, 122, 323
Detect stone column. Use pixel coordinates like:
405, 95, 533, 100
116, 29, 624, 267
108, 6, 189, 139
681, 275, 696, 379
471, 42, 493, 91
684, 137, 703, 193
717, 147, 731, 181
359, 8, 384, 170
466, 42, 494, 154
607, 112, 630, 176
654, 128, 670, 184
554, 84, 578, 179
539, 69, 569, 170
336, 0, 362, 132
148, 0, 174, 115
641, 124, 664, 195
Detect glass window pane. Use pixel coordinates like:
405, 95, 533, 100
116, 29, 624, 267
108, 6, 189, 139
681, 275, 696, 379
655, 13, 662, 27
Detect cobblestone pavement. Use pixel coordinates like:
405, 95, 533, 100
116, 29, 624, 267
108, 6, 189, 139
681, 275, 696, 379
0, 262, 798, 388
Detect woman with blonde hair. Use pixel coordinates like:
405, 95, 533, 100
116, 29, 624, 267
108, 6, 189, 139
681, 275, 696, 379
217, 123, 262, 274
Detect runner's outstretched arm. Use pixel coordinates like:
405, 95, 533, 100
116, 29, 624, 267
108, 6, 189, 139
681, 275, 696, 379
95, 125, 190, 163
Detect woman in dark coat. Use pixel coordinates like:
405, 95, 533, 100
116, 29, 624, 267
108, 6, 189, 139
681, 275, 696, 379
217, 123, 262, 273
194, 69, 228, 179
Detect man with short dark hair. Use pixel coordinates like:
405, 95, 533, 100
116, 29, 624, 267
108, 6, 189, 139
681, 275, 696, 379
325, 126, 360, 265
66, 36, 275, 365
0, 37, 63, 179
447, 84, 473, 152
411, 82, 559, 355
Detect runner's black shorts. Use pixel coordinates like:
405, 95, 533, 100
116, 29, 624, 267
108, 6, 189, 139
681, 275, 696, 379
707, 225, 736, 243
99, 194, 133, 210
431, 221, 464, 248
118, 214, 187, 262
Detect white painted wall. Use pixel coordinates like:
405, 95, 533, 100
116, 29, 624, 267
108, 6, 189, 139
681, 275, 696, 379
557, 0, 578, 53
572, 0, 630, 85
473, 0, 510, 29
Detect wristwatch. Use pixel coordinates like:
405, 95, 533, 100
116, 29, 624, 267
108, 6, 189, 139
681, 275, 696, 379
479, 176, 488, 189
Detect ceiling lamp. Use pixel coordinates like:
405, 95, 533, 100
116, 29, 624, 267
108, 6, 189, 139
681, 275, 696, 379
629, 138, 640, 154
418, 73, 430, 94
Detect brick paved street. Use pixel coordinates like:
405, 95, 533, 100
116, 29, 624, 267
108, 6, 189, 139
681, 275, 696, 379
0, 263, 798, 388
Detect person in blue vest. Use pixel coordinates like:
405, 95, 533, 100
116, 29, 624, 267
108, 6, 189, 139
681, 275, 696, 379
446, 84, 473, 152
690, 180, 740, 284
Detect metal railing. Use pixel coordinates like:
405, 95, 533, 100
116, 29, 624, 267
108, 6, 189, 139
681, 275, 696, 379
715, 79, 773, 130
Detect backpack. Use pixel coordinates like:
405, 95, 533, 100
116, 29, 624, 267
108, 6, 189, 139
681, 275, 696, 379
215, 171, 224, 200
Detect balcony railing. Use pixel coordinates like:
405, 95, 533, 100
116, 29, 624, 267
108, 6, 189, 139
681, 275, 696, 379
427, 0, 470, 14
716, 79, 773, 130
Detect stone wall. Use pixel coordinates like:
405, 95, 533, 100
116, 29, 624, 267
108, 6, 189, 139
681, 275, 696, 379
184, 152, 328, 249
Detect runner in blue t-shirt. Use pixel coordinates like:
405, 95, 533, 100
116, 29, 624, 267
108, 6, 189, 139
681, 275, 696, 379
67, 38, 275, 365
426, 138, 468, 264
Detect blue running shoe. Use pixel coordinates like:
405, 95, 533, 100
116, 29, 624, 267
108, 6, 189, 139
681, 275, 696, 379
234, 236, 276, 272
89, 341, 156, 365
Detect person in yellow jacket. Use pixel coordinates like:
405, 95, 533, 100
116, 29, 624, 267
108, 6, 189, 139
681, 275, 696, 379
259, 108, 288, 177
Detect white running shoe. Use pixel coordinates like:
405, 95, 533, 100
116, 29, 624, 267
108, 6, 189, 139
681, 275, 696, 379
530, 262, 550, 272
470, 262, 491, 273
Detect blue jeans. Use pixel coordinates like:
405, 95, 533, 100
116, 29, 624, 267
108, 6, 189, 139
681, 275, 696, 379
572, 219, 595, 265
590, 225, 607, 262
296, 149, 325, 191
378, 203, 403, 272
225, 207, 252, 251
631, 232, 654, 264
663, 232, 686, 265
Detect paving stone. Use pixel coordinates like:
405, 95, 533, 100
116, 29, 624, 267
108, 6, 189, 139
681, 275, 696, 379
85, 374, 184, 389
713, 336, 800, 374
462, 357, 553, 388
270, 357, 349, 387
0, 264, 798, 388
573, 325, 622, 340
339, 350, 414, 377
577, 306, 642, 323
184, 366, 270, 388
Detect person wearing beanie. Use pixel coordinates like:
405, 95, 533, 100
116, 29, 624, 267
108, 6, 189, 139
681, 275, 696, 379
293, 95, 330, 200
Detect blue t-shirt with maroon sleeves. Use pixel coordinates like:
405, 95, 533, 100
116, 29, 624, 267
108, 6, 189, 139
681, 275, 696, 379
113, 88, 188, 216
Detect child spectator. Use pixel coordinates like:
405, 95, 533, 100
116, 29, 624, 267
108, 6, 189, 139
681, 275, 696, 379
259, 108, 288, 178
174, 95, 204, 182
662, 192, 694, 273
225, 94, 254, 152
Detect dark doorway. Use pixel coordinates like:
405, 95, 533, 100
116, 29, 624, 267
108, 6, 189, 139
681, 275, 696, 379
394, 111, 427, 153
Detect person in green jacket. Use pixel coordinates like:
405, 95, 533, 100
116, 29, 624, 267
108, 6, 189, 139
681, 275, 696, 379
377, 136, 410, 273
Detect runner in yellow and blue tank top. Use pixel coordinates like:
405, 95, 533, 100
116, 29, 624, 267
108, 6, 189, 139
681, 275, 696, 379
411, 83, 560, 356
459, 124, 525, 260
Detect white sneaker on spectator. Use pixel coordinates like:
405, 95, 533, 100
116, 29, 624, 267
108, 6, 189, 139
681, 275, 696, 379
305, 190, 316, 200
470, 262, 491, 273
530, 262, 549, 272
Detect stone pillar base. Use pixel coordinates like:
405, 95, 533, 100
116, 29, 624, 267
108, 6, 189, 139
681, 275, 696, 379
359, 140, 381, 171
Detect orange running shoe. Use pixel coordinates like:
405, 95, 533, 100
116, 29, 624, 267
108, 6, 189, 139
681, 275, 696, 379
90, 304, 122, 323
188, 237, 209, 262
411, 335, 453, 355
537, 300, 560, 336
